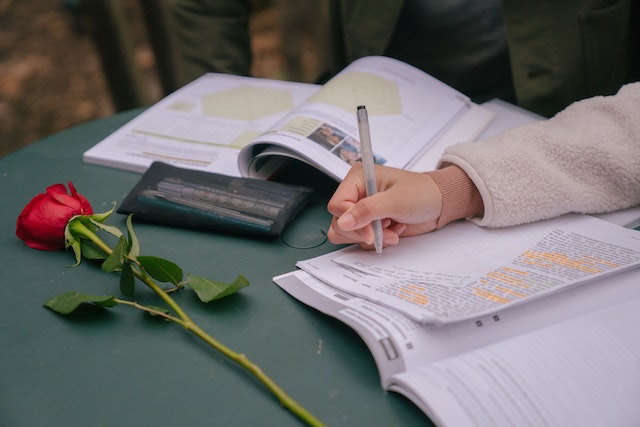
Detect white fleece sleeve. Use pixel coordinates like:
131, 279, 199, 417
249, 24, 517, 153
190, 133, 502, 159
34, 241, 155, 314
438, 82, 640, 228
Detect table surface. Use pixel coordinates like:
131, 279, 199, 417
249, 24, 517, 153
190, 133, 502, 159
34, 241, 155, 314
0, 111, 431, 426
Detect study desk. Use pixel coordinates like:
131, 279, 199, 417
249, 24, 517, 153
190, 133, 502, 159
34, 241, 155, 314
0, 111, 430, 426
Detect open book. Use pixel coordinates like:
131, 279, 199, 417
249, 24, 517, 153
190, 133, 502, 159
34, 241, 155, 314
274, 211, 640, 426
83, 56, 494, 180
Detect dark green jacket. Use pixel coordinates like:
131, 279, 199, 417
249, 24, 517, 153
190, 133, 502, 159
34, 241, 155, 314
169, 0, 639, 117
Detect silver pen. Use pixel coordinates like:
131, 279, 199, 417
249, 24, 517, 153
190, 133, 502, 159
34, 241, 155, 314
356, 105, 383, 255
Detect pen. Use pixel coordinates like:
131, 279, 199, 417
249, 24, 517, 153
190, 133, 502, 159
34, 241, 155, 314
356, 105, 383, 255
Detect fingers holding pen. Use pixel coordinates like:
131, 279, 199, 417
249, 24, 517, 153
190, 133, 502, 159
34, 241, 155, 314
327, 164, 444, 248
327, 186, 405, 248
327, 212, 403, 249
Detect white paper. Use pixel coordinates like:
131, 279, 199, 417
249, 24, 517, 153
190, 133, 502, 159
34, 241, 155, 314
396, 298, 640, 427
83, 74, 318, 175
275, 254, 640, 426
238, 56, 472, 181
297, 214, 640, 324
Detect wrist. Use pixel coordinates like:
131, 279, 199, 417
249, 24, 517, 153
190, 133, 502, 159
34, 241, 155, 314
426, 165, 484, 228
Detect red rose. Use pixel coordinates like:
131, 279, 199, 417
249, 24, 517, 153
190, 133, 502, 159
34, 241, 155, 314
16, 182, 93, 251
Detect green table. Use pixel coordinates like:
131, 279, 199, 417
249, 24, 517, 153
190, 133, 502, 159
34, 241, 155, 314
0, 111, 430, 426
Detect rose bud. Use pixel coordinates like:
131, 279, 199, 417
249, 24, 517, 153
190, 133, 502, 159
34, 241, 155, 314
16, 182, 93, 251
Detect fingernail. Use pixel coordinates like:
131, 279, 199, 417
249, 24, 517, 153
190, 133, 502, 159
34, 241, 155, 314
384, 234, 399, 245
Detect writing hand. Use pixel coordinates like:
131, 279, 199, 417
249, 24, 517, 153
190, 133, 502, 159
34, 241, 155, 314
327, 164, 443, 250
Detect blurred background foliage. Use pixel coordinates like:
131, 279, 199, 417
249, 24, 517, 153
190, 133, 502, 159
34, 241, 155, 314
0, 0, 328, 157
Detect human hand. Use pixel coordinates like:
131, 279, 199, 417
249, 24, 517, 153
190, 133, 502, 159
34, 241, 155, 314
327, 164, 443, 250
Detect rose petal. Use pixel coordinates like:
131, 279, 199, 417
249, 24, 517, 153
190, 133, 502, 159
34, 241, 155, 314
50, 192, 83, 212
46, 183, 69, 195
16, 182, 94, 251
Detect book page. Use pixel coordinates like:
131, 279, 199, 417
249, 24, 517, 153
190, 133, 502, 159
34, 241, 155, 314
297, 214, 640, 324
393, 297, 640, 427
238, 56, 471, 181
276, 261, 640, 376
476, 98, 544, 140
83, 73, 318, 175
275, 271, 422, 384
407, 103, 496, 171
275, 262, 640, 414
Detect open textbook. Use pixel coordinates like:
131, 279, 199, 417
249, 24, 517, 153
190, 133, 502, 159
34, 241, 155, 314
83, 56, 494, 180
274, 211, 640, 426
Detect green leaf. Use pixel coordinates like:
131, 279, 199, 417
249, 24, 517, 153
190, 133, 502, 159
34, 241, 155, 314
138, 256, 183, 285
89, 217, 123, 239
102, 236, 128, 273
89, 203, 116, 223
125, 215, 140, 259
187, 274, 250, 302
44, 291, 117, 315
64, 217, 83, 266
120, 262, 135, 297
81, 240, 108, 260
